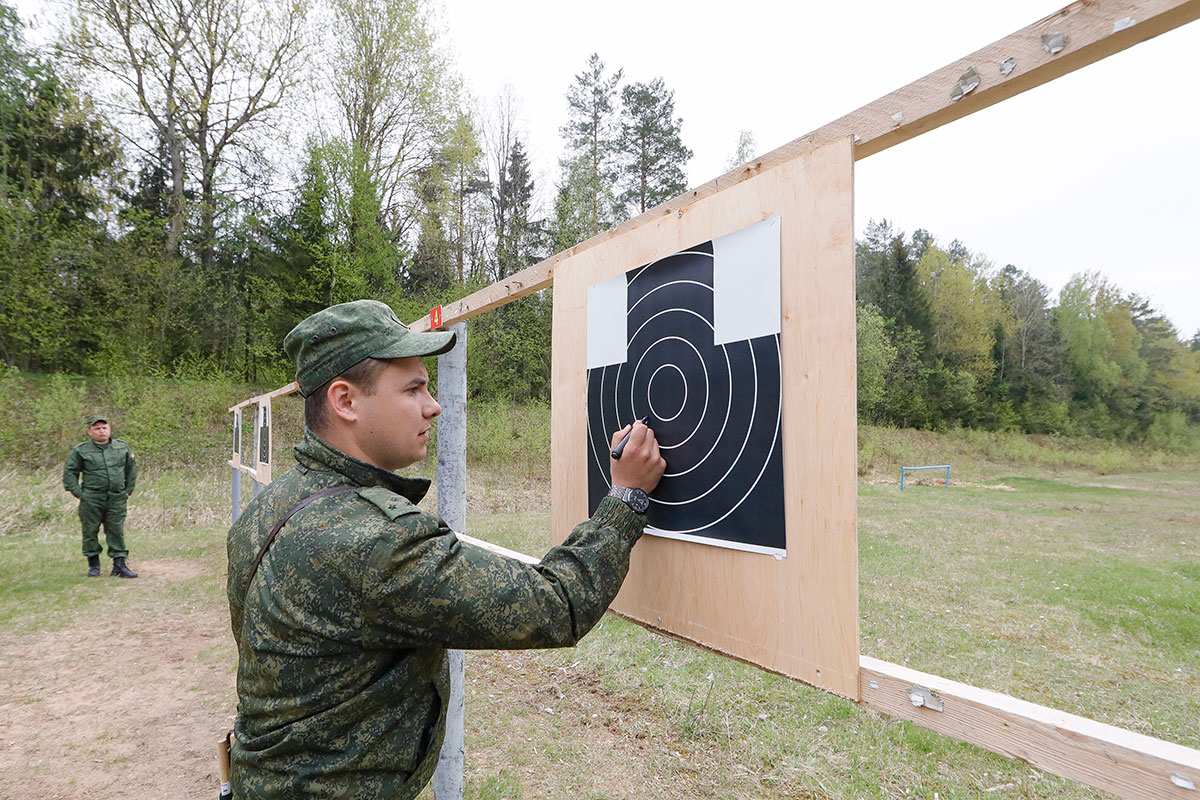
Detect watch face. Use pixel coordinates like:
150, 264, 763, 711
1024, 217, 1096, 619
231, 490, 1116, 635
609, 486, 650, 514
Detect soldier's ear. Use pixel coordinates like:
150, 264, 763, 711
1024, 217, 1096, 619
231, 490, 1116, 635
326, 378, 359, 424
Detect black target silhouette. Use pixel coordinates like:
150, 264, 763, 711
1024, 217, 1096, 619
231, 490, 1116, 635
586, 240, 785, 552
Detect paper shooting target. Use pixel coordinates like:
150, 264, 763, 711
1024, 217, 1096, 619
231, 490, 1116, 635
585, 218, 786, 555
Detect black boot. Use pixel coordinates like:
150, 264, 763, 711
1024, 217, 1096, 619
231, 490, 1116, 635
87, 555, 101, 577
111, 557, 138, 578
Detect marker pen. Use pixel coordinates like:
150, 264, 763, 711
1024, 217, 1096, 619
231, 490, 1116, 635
611, 416, 649, 459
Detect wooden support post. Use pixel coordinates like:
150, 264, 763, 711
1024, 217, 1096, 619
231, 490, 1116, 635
433, 322, 467, 800
231, 409, 243, 523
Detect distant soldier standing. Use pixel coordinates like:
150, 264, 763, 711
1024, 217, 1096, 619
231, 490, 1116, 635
63, 414, 139, 578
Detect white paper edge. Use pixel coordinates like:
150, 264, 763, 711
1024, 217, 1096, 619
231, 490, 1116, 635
645, 526, 787, 559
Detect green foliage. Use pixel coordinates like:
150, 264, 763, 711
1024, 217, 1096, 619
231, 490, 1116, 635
2, 0, 1196, 452
0, 369, 254, 470
330, 0, 454, 241
467, 294, 552, 403
557, 53, 622, 241
855, 224, 1200, 445
915, 245, 995, 384
0, 6, 123, 372
490, 137, 539, 281
855, 302, 896, 421
856, 219, 931, 340
615, 78, 692, 218
1145, 410, 1200, 453
463, 400, 551, 475
1057, 272, 1125, 399
0, 5, 118, 224
551, 152, 610, 251
1019, 396, 1071, 435
413, 110, 491, 288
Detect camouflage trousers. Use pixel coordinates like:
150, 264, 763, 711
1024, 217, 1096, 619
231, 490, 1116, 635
79, 493, 128, 559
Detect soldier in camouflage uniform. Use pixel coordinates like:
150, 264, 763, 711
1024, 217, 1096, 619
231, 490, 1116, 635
226, 299, 665, 799
63, 414, 139, 578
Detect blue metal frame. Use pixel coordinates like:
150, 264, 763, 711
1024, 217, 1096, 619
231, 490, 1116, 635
900, 464, 951, 491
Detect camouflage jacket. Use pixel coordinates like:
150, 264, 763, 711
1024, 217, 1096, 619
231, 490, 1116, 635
226, 430, 646, 799
62, 439, 137, 499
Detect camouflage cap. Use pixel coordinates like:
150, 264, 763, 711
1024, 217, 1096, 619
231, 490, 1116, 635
284, 300, 456, 397
86, 414, 109, 427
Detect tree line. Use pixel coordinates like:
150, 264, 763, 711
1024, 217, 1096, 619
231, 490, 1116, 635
856, 221, 1200, 448
2, 0, 1197, 448
0, 0, 690, 400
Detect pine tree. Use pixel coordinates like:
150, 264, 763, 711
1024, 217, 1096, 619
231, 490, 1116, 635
615, 78, 691, 219
559, 53, 622, 238
855, 219, 931, 339
493, 138, 535, 279
440, 111, 491, 285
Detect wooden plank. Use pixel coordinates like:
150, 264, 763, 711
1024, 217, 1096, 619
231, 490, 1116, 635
860, 656, 1200, 799
409, 0, 1199, 333
228, 382, 299, 484
457, 532, 539, 565
228, 381, 299, 412
551, 138, 859, 698
254, 398, 272, 485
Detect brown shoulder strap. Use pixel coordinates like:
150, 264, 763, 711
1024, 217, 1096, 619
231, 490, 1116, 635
244, 485, 358, 601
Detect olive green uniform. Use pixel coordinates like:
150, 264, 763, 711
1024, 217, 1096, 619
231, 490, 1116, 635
63, 438, 138, 559
226, 431, 646, 799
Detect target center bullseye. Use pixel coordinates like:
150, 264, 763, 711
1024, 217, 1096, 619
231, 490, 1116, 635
647, 363, 687, 422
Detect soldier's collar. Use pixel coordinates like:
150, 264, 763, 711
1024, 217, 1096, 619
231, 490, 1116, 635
294, 429, 430, 504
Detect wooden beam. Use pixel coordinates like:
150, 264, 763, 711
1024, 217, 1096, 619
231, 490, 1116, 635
457, 532, 539, 565
227, 381, 299, 412
409, 0, 1200, 332
859, 655, 1200, 799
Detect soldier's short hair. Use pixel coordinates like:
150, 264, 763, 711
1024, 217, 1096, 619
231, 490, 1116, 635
304, 357, 391, 433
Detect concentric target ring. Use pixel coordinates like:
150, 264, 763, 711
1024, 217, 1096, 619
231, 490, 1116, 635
586, 239, 784, 552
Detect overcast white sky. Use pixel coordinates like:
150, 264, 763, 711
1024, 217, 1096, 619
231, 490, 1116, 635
16, 0, 1199, 338
437, 0, 1200, 339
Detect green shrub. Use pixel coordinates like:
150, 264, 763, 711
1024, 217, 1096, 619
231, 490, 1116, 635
1020, 397, 1070, 435
1146, 410, 1200, 454
465, 401, 551, 474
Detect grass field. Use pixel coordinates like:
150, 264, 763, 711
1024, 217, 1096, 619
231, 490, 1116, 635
0, 414, 1196, 799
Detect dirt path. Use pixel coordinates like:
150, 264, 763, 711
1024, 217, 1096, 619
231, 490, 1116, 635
0, 559, 236, 799
0, 557, 709, 800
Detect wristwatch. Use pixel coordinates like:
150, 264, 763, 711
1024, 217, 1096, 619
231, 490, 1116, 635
607, 485, 650, 514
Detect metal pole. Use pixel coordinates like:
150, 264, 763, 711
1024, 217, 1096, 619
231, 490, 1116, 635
433, 321, 467, 800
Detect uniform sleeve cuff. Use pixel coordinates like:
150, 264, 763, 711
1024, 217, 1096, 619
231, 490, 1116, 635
590, 495, 647, 542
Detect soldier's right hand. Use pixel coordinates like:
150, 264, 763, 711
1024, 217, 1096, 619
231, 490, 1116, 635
609, 421, 666, 493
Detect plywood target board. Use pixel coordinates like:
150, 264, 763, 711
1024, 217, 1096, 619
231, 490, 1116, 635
552, 137, 859, 697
